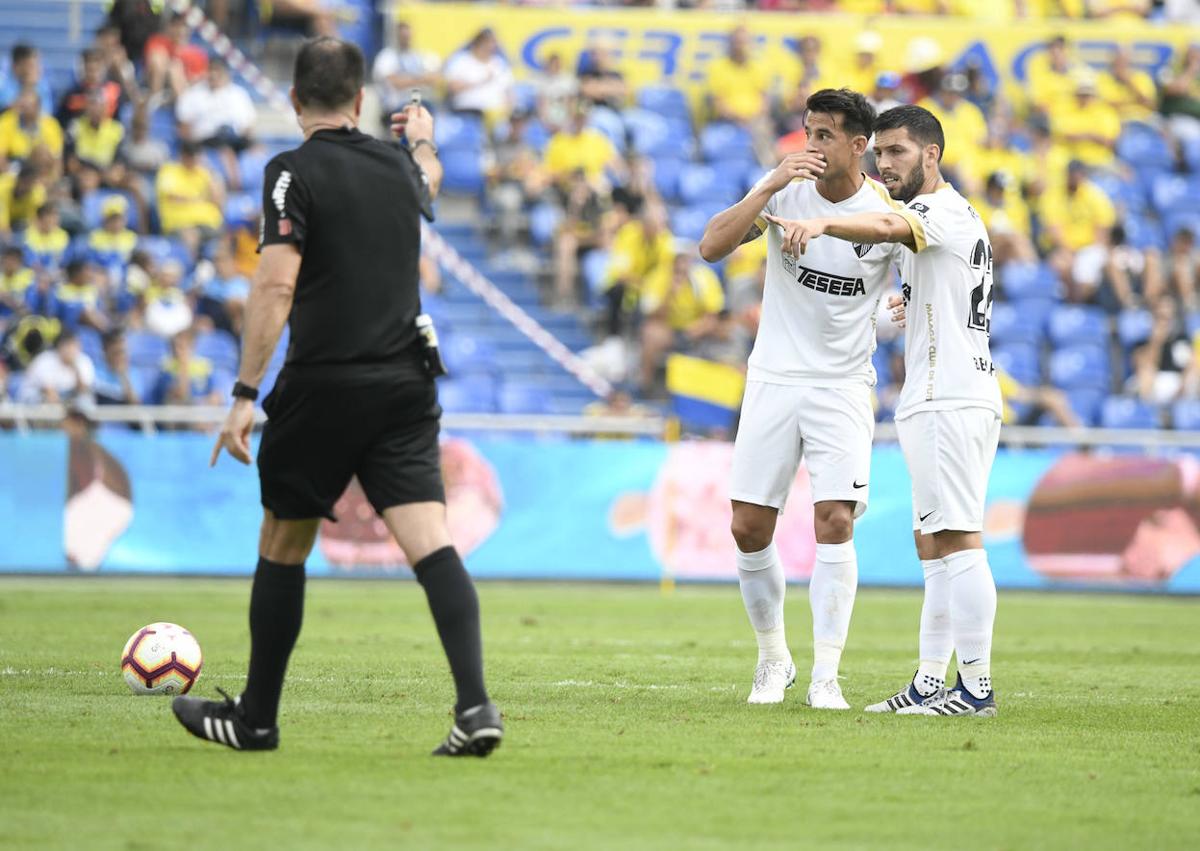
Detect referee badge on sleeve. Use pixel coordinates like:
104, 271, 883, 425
278, 218, 292, 236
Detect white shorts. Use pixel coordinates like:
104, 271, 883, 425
730, 381, 875, 515
896, 408, 1001, 535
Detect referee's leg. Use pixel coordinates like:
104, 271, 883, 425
380, 501, 491, 716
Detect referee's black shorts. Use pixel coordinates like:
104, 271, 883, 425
257, 365, 445, 521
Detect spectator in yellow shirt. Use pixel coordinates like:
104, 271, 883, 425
0, 244, 34, 321
24, 203, 70, 271
543, 101, 619, 191
1042, 160, 1117, 302
639, 244, 725, 392
1097, 46, 1158, 125
602, 201, 674, 336
706, 27, 771, 124
0, 87, 63, 165
1051, 71, 1121, 168
918, 73, 987, 182
973, 172, 1036, 264
1026, 34, 1081, 114
0, 164, 46, 236
68, 90, 125, 172
155, 141, 223, 248
969, 118, 1026, 196
844, 32, 883, 97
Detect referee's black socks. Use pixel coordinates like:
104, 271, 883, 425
240, 557, 306, 729
413, 546, 490, 713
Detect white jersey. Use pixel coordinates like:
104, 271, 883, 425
748, 175, 903, 387
892, 183, 1002, 420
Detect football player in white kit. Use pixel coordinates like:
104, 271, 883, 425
762, 105, 1002, 717
700, 89, 904, 710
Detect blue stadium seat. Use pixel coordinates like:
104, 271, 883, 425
437, 375, 497, 414
1164, 211, 1200, 241
1116, 308, 1154, 349
1116, 125, 1175, 172
670, 205, 715, 243
434, 113, 485, 151
993, 343, 1040, 385
223, 193, 258, 229
1000, 262, 1047, 301
586, 106, 627, 151
989, 301, 1042, 347
1048, 305, 1109, 348
1089, 171, 1145, 213
1122, 211, 1167, 251
624, 108, 669, 154
1172, 399, 1200, 431
651, 156, 685, 203
238, 148, 273, 195
1049, 345, 1110, 391
1186, 311, 1200, 339
195, 331, 239, 373
1100, 395, 1160, 429
521, 118, 551, 153
637, 86, 691, 125
699, 122, 755, 164
439, 149, 485, 195
77, 326, 103, 365
498, 383, 553, 414
125, 332, 169, 369
678, 164, 744, 208
582, 249, 610, 298
512, 81, 538, 114
528, 202, 561, 247
1185, 137, 1200, 174
1150, 174, 1200, 217
1065, 387, 1106, 426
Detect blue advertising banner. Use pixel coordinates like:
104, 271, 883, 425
2, 431, 1198, 592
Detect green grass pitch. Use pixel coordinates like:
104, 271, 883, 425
1, 578, 1198, 850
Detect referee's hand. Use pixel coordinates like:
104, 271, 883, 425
210, 399, 256, 467
391, 104, 433, 144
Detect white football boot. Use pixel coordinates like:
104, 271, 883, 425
805, 678, 850, 710
746, 660, 797, 704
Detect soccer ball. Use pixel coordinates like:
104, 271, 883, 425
120, 622, 203, 695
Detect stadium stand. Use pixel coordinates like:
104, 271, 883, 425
2, 1, 1199, 435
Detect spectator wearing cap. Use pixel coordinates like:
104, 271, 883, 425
23, 203, 70, 272
94, 329, 139, 405
56, 259, 109, 333
150, 329, 219, 405
1097, 45, 1157, 126
1042, 160, 1117, 303
68, 90, 125, 174
18, 329, 95, 405
155, 141, 223, 249
57, 48, 122, 127
176, 58, 256, 190
0, 164, 46, 237
0, 244, 34, 323
918, 72, 987, 179
846, 31, 883, 96
638, 242, 726, 394
869, 71, 904, 114
144, 12, 209, 100
87, 196, 138, 270
372, 19, 441, 127
0, 44, 54, 113
973, 172, 1035, 265
0, 87, 64, 166
1052, 70, 1121, 169
1027, 35, 1081, 114
443, 28, 515, 121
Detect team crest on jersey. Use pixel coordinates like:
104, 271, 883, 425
852, 242, 871, 258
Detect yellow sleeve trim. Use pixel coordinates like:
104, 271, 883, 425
753, 215, 768, 235
863, 176, 904, 211
895, 208, 928, 252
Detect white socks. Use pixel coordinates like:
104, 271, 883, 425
736, 542, 790, 665
810, 541, 858, 682
944, 548, 996, 699
916, 558, 952, 696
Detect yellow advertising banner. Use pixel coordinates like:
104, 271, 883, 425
396, 3, 1198, 103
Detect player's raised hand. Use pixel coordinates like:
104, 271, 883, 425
763, 214, 827, 257
762, 152, 826, 193
887, 294, 907, 329
210, 398, 256, 467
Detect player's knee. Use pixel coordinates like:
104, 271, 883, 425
730, 514, 773, 553
813, 502, 853, 544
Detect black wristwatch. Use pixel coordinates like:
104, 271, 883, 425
411, 138, 438, 156
231, 381, 259, 402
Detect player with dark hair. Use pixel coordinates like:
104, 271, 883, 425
170, 37, 503, 755
700, 89, 904, 710
762, 104, 1002, 717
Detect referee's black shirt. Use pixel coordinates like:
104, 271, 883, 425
259, 126, 432, 375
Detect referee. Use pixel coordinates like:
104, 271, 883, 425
171, 37, 502, 757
